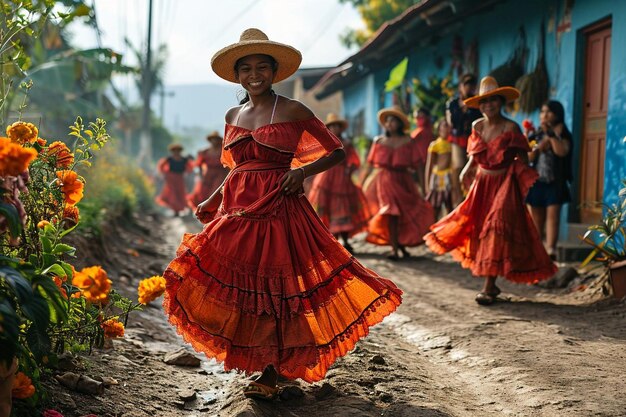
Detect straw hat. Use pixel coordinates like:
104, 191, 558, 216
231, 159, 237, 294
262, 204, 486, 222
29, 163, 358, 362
168, 143, 183, 151
324, 113, 348, 131
377, 106, 410, 131
211, 28, 302, 83
463, 76, 520, 108
206, 130, 222, 141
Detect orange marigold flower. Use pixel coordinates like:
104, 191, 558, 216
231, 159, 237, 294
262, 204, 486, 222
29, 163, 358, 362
137, 275, 166, 305
6, 121, 39, 145
0, 137, 38, 177
37, 220, 50, 228
62, 205, 80, 226
72, 266, 111, 304
11, 372, 35, 399
56, 170, 84, 205
47, 141, 74, 168
36, 137, 47, 147
101, 318, 125, 338
53, 275, 68, 298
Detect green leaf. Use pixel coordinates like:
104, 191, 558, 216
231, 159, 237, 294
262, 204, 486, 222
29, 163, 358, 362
52, 243, 76, 256
40, 235, 53, 253
41, 264, 66, 277
59, 223, 78, 238
0, 266, 32, 303
384, 57, 409, 92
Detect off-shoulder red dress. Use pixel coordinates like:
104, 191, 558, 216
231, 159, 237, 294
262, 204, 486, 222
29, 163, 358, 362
424, 130, 557, 282
364, 138, 434, 246
163, 117, 402, 383
156, 156, 194, 213
307, 142, 371, 235
187, 148, 229, 210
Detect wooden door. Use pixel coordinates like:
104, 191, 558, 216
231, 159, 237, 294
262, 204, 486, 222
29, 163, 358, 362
580, 20, 611, 223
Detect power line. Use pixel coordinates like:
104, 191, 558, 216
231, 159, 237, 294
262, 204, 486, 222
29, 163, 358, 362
203, 0, 260, 47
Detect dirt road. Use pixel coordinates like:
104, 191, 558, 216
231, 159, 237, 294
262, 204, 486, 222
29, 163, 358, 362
48, 216, 626, 417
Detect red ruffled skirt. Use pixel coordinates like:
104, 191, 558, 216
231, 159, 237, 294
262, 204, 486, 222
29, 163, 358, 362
156, 172, 188, 212
187, 166, 228, 210
307, 164, 371, 235
364, 168, 434, 246
424, 162, 557, 282
163, 153, 402, 383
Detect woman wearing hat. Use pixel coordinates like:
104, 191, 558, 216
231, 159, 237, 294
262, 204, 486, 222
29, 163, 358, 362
307, 113, 371, 252
425, 76, 557, 305
187, 131, 229, 210
155, 143, 194, 216
360, 106, 435, 260
162, 29, 402, 399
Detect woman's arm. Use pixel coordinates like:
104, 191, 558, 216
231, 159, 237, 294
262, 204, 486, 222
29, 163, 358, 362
545, 124, 571, 157
280, 149, 345, 195
424, 150, 435, 195
459, 155, 477, 192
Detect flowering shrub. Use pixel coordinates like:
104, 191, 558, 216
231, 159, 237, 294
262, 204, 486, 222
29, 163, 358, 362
0, 118, 146, 412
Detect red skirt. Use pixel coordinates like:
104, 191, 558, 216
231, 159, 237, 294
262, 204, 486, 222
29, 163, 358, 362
425, 162, 557, 282
307, 164, 371, 235
163, 158, 402, 383
364, 168, 434, 246
156, 172, 188, 212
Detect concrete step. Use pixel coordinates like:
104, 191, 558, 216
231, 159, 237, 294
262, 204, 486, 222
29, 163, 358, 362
557, 241, 593, 263
565, 222, 593, 244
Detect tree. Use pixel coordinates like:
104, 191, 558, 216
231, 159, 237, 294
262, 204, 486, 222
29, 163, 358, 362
339, 0, 419, 48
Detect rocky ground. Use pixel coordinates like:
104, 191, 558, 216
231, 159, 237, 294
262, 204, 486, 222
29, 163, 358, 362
42, 214, 626, 417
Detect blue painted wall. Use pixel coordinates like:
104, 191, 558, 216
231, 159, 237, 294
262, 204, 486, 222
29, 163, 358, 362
343, 0, 626, 218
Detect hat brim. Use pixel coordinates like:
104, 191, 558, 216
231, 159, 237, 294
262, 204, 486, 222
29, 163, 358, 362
325, 120, 348, 132
207, 134, 222, 141
211, 41, 302, 83
463, 87, 520, 108
168, 145, 183, 151
377, 108, 410, 132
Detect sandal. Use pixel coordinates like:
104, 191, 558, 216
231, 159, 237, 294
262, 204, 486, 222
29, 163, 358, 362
399, 246, 411, 259
243, 381, 278, 400
475, 286, 501, 306
386, 252, 400, 261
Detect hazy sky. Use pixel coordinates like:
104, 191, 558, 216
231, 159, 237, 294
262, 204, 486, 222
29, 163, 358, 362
68, 0, 364, 86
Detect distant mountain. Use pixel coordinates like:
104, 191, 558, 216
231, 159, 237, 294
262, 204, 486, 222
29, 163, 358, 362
162, 83, 239, 131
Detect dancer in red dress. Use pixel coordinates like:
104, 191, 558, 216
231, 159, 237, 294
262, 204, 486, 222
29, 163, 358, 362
424, 76, 557, 305
361, 106, 435, 260
307, 113, 371, 253
162, 29, 402, 399
156, 144, 194, 216
187, 131, 229, 210
410, 107, 434, 193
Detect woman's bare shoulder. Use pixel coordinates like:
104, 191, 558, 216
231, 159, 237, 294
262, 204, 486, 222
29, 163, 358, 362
277, 97, 315, 122
225, 105, 243, 124
504, 119, 522, 134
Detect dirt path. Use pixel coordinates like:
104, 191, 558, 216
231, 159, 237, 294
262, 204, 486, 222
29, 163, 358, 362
46, 217, 626, 417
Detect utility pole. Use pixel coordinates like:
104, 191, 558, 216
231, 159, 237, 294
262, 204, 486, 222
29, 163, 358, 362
137, 0, 154, 170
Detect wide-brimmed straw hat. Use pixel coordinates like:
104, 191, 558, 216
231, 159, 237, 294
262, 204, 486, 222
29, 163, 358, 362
377, 106, 410, 131
211, 28, 302, 83
324, 113, 348, 131
168, 143, 183, 151
463, 76, 520, 108
206, 130, 222, 141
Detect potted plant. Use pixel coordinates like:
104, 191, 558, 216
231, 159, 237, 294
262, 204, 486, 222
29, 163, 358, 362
580, 179, 626, 299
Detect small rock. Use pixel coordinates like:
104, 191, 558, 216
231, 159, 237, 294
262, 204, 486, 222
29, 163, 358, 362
178, 389, 197, 401
57, 353, 80, 371
115, 355, 140, 367
314, 382, 337, 399
164, 349, 201, 367
197, 369, 209, 375
538, 266, 579, 289
279, 385, 304, 401
370, 355, 386, 365
379, 392, 393, 403
101, 376, 119, 387
172, 400, 186, 409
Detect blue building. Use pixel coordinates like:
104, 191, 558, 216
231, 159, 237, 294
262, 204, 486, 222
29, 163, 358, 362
315, 0, 626, 251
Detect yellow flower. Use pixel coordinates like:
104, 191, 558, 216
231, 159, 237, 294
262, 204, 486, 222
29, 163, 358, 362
47, 141, 74, 168
72, 266, 111, 304
101, 318, 125, 338
11, 372, 35, 399
137, 275, 166, 305
6, 121, 39, 144
56, 170, 84, 205
0, 137, 38, 177
37, 220, 50, 229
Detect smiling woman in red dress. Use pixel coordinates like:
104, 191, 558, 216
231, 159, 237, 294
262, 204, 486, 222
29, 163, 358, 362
162, 28, 402, 400
424, 76, 557, 306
